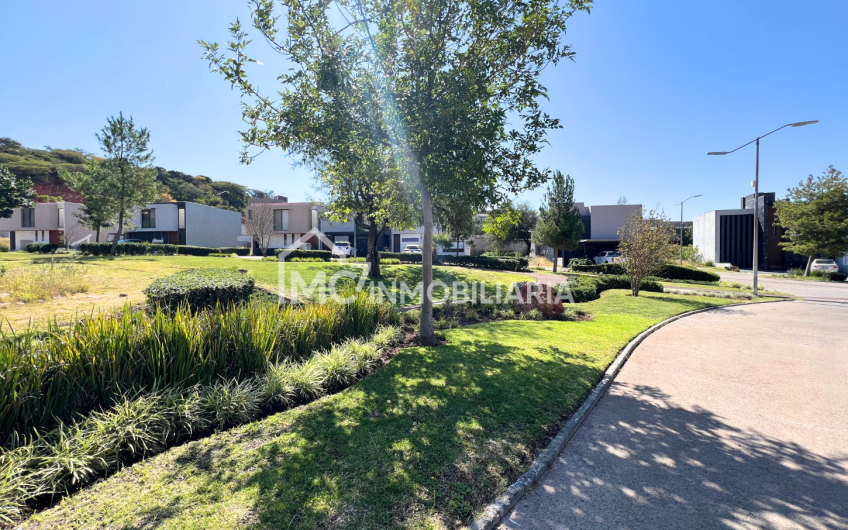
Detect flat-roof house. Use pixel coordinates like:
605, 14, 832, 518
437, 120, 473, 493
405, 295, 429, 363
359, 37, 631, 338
243, 196, 322, 252
0, 201, 242, 250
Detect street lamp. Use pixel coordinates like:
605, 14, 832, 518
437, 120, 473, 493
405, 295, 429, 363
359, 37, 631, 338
708, 120, 818, 296
675, 195, 702, 266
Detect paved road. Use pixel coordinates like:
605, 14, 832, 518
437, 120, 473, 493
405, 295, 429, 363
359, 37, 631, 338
499, 281, 848, 529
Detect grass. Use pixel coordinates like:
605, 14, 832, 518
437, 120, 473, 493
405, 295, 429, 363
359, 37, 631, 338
0, 261, 89, 304
0, 253, 526, 330
23, 290, 749, 530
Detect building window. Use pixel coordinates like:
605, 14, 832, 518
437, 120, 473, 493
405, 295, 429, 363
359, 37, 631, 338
21, 208, 35, 228
178, 208, 185, 229
248, 209, 253, 220
274, 209, 289, 231
58, 208, 65, 228
401, 236, 420, 243
141, 208, 156, 228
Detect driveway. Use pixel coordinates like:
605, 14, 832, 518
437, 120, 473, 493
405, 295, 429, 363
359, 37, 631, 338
499, 283, 848, 529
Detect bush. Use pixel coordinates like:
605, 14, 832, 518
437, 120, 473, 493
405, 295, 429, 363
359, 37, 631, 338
219, 247, 250, 256
289, 257, 325, 262
24, 243, 59, 253
0, 238, 9, 252
704, 260, 715, 267
559, 274, 662, 303
826, 271, 847, 282
568, 257, 592, 268
144, 269, 255, 311
376, 251, 422, 263
572, 262, 720, 282
176, 245, 219, 256
435, 255, 528, 271
482, 250, 523, 258
273, 248, 332, 261
78, 242, 180, 256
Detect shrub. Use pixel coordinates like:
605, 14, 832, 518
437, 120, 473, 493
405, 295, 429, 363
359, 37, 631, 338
521, 308, 545, 320
375, 251, 422, 263
704, 260, 715, 267
572, 262, 720, 282
218, 247, 250, 256
176, 245, 219, 256
435, 255, 528, 271
0, 238, 9, 252
572, 263, 626, 275
560, 276, 597, 303
826, 271, 847, 282
371, 325, 403, 349
568, 257, 592, 268
201, 379, 263, 429
78, 242, 180, 256
274, 249, 332, 261
559, 274, 662, 304
289, 257, 325, 262
25, 243, 59, 253
144, 269, 255, 311
315, 346, 358, 391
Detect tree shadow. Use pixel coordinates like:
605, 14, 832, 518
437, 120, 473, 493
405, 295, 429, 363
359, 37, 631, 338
508, 383, 848, 529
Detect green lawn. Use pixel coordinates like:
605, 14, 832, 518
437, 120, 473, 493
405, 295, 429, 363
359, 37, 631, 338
24, 290, 747, 530
0, 253, 526, 329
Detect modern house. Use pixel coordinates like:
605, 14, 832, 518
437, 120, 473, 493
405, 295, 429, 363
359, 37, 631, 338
533, 203, 642, 265
242, 196, 322, 253
0, 201, 243, 250
693, 192, 804, 270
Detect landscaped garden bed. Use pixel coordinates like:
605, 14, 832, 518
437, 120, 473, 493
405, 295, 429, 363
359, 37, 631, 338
14, 290, 751, 529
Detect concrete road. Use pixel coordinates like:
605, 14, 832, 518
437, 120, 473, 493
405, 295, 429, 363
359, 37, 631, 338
500, 284, 848, 529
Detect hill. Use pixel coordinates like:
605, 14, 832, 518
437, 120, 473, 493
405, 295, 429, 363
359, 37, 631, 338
0, 137, 252, 211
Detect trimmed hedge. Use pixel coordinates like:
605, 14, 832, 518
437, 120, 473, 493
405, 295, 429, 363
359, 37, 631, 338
572, 262, 720, 282
377, 251, 423, 263
144, 268, 255, 310
273, 248, 333, 261
176, 245, 219, 256
25, 243, 59, 253
436, 255, 528, 271
219, 247, 250, 256
826, 271, 847, 282
561, 274, 663, 303
78, 242, 179, 256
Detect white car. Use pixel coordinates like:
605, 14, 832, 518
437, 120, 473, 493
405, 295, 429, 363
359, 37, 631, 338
403, 244, 423, 254
594, 251, 623, 264
331, 241, 356, 258
810, 259, 839, 273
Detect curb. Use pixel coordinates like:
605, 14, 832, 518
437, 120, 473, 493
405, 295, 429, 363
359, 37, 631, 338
468, 298, 792, 530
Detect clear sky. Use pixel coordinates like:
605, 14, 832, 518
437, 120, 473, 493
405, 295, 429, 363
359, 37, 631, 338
1, 1, 845, 220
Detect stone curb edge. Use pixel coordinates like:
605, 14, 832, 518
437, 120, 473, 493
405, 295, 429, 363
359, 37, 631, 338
468, 297, 792, 530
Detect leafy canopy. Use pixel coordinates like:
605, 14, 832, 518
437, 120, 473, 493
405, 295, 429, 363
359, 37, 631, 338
0, 166, 34, 218
532, 171, 584, 271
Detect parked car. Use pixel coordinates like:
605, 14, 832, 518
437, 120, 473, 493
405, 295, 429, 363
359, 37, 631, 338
594, 251, 623, 264
331, 241, 356, 258
403, 244, 423, 254
810, 259, 839, 273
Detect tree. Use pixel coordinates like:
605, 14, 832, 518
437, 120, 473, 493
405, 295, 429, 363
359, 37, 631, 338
774, 166, 848, 275
59, 159, 115, 242
617, 196, 628, 205
435, 196, 477, 257
200, 0, 590, 344
95, 114, 159, 256
0, 166, 34, 218
532, 172, 584, 272
618, 210, 676, 296
483, 201, 537, 255
244, 202, 276, 257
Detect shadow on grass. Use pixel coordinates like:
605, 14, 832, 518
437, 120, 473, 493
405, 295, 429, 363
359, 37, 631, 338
129, 333, 603, 529
510, 383, 848, 529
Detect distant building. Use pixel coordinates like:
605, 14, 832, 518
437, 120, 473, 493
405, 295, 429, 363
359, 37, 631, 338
693, 192, 804, 270
534, 203, 642, 265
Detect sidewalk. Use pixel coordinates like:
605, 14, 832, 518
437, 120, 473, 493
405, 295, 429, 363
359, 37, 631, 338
499, 295, 848, 529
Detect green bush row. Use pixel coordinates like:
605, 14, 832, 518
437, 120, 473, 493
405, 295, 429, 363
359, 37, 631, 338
273, 248, 333, 261
218, 247, 250, 256
561, 274, 664, 303
572, 262, 720, 282
378, 251, 423, 263
0, 295, 399, 448
144, 269, 255, 311
0, 326, 403, 523
436, 255, 529, 271
77, 242, 221, 256
24, 243, 59, 253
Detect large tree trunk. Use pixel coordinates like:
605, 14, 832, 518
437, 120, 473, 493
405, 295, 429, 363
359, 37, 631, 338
456, 236, 460, 257
552, 249, 558, 273
110, 199, 124, 257
419, 185, 436, 346
805, 255, 814, 276
366, 223, 381, 278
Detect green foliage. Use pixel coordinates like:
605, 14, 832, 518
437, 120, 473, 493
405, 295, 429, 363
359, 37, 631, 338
0, 166, 34, 218
435, 255, 529, 271
59, 158, 114, 237
273, 249, 332, 261
24, 243, 59, 253
561, 274, 663, 303
218, 247, 250, 256
572, 263, 721, 282
0, 239, 8, 252
775, 166, 848, 263
208, 253, 233, 257
176, 245, 221, 256
826, 271, 847, 282
533, 172, 585, 272
0, 295, 398, 447
0, 139, 85, 188
78, 242, 179, 256
618, 210, 677, 296
144, 269, 255, 311
483, 201, 537, 253
568, 257, 592, 268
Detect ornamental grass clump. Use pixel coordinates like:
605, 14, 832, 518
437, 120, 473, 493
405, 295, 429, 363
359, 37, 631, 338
0, 293, 398, 447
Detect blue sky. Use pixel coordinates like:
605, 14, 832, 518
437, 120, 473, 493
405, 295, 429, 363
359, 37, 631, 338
1, 1, 845, 220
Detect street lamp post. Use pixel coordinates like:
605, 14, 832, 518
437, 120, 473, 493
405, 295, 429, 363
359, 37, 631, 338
708, 120, 818, 296
676, 195, 702, 265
